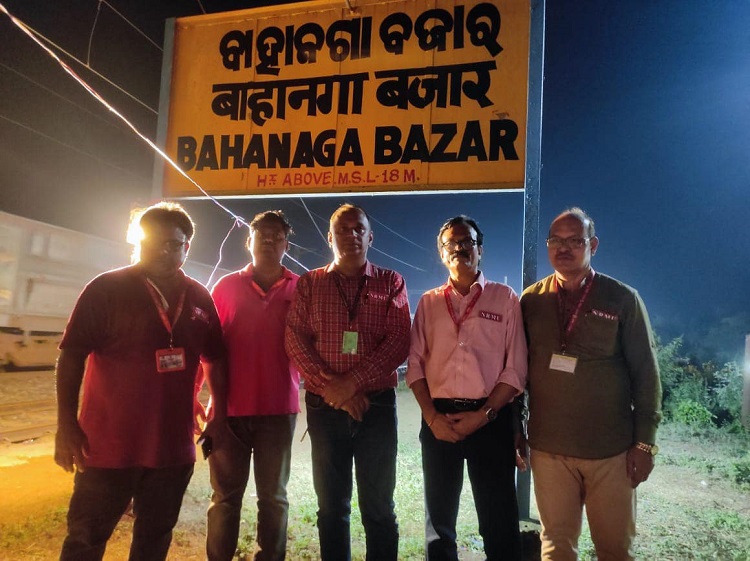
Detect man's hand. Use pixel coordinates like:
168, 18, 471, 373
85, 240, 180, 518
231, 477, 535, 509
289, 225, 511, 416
194, 398, 207, 435
320, 371, 358, 408
626, 446, 655, 488
340, 393, 370, 421
429, 414, 463, 443
514, 432, 528, 472
54, 420, 89, 473
446, 410, 487, 439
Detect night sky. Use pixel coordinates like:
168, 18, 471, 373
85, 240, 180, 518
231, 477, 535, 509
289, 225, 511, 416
1, 0, 748, 345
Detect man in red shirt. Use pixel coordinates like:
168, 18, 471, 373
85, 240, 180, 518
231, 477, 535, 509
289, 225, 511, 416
285, 203, 411, 561
54, 202, 224, 561
204, 211, 300, 561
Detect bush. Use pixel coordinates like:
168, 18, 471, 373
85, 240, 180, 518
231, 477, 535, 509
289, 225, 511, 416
710, 363, 744, 427
730, 455, 750, 487
657, 337, 747, 432
673, 399, 714, 428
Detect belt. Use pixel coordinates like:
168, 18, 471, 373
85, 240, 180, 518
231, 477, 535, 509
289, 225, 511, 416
306, 388, 395, 407
433, 397, 487, 413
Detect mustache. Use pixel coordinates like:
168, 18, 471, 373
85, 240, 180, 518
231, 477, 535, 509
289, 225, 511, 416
451, 250, 471, 259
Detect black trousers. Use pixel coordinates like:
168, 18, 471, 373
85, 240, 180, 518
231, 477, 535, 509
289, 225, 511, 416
60, 464, 193, 561
421, 403, 521, 561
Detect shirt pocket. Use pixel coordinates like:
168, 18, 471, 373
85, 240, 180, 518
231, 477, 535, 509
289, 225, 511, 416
576, 312, 619, 357
469, 311, 508, 351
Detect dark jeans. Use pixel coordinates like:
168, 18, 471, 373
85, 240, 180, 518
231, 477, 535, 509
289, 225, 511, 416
421, 403, 520, 561
59, 464, 194, 561
306, 389, 399, 561
206, 414, 297, 561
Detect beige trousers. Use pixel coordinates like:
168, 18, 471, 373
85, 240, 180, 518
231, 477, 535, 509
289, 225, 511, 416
530, 449, 636, 561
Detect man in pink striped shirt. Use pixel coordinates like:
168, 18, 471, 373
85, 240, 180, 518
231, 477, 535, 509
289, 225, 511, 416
285, 203, 411, 561
406, 215, 528, 561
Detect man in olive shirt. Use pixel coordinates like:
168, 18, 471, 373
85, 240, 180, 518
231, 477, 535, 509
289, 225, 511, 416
521, 208, 662, 561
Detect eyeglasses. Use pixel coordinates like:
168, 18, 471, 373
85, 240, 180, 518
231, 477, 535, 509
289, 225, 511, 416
142, 239, 187, 252
441, 238, 478, 252
546, 236, 590, 250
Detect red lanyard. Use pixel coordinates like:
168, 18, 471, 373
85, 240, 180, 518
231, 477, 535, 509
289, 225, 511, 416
443, 284, 482, 332
554, 271, 595, 353
145, 279, 187, 348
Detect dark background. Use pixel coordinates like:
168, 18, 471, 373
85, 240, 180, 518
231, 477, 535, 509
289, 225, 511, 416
1, 0, 748, 358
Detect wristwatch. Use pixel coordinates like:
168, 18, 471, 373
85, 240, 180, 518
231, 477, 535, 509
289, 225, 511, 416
635, 442, 659, 456
484, 406, 497, 422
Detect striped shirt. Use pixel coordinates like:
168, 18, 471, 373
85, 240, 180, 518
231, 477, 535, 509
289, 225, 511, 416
285, 261, 411, 394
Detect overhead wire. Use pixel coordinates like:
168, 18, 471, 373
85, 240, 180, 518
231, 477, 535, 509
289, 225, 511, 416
1, 4, 312, 278
15, 17, 158, 114
86, 0, 103, 65
299, 198, 328, 245
368, 245, 426, 271
0, 113, 148, 180
100, 0, 163, 51
293, 198, 429, 272
0, 3, 426, 279
0, 62, 127, 133
369, 215, 430, 252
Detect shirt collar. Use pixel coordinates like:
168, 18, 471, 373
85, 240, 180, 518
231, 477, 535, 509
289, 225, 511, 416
441, 271, 486, 295
239, 263, 294, 280
325, 260, 374, 278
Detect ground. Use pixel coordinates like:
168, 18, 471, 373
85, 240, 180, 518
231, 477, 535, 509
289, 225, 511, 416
1, 371, 749, 560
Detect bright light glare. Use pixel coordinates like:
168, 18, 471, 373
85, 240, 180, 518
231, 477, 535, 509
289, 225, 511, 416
126, 209, 146, 264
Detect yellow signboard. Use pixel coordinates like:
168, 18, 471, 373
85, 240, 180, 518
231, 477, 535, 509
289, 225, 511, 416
160, 0, 530, 197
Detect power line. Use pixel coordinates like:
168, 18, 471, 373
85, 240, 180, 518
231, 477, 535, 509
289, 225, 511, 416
299, 198, 328, 245
289, 241, 328, 260
369, 215, 430, 252
0, 113, 147, 180
368, 245, 426, 272
294, 199, 427, 272
1, 62, 128, 134
17, 17, 158, 114
86, 0, 103, 66
101, 0, 162, 51
0, 3, 318, 281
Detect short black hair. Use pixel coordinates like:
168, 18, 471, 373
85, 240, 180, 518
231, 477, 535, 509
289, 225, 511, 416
437, 215, 484, 250
138, 201, 195, 241
249, 210, 293, 238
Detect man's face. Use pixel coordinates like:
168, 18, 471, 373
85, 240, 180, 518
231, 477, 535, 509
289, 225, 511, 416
328, 209, 373, 264
440, 223, 482, 276
139, 223, 189, 280
547, 214, 598, 278
249, 220, 288, 267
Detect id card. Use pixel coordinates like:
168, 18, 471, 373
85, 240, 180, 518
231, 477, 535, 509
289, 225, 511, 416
549, 353, 577, 373
342, 331, 358, 355
156, 347, 186, 372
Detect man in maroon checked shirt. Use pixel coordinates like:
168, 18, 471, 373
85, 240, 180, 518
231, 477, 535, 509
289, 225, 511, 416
285, 203, 411, 561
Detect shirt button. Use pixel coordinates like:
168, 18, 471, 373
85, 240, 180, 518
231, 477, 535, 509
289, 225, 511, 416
458, 341, 466, 348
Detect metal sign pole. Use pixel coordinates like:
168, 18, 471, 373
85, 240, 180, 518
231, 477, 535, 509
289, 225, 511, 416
519, 0, 546, 521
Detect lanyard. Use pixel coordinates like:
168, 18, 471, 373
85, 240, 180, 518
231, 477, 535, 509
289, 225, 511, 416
333, 273, 367, 325
443, 284, 482, 332
145, 279, 187, 348
554, 270, 595, 352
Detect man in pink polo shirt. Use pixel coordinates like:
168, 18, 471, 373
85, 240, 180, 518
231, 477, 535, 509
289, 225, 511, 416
204, 211, 300, 561
406, 215, 528, 561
